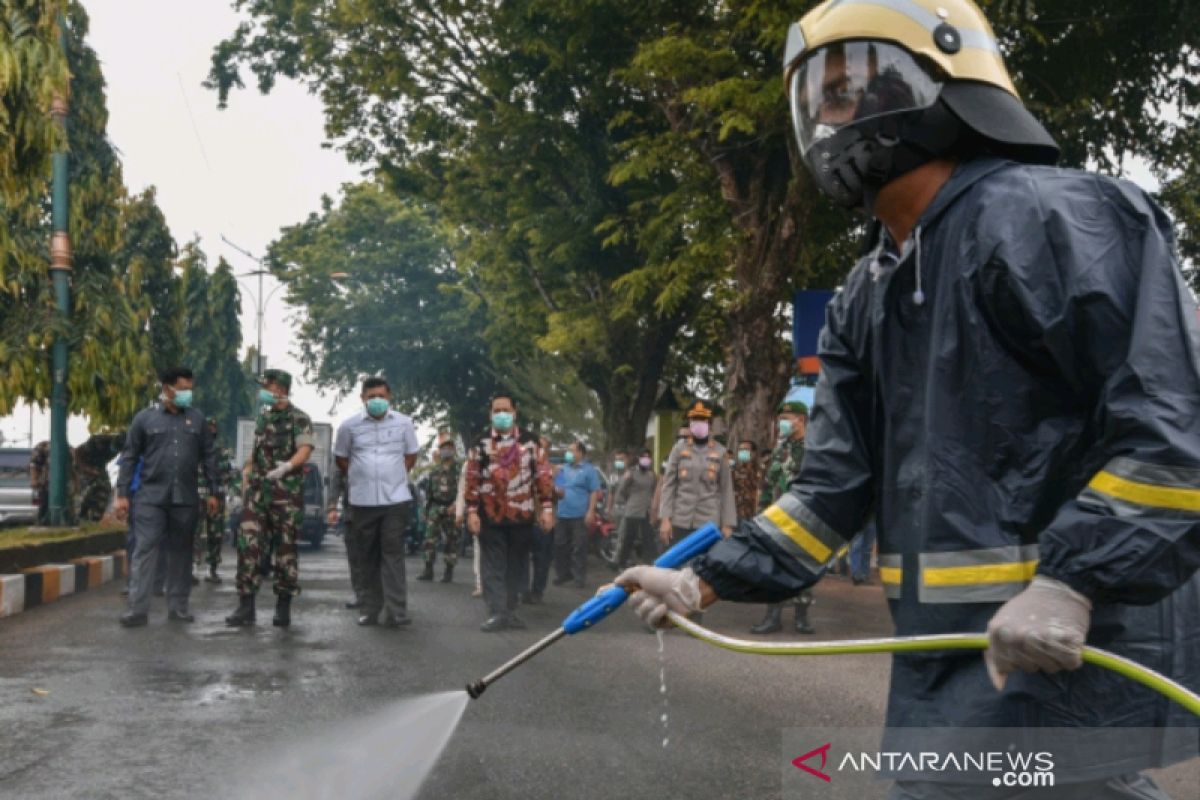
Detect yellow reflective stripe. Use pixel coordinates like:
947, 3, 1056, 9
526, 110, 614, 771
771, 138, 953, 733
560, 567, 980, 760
878, 566, 902, 586
1088, 470, 1200, 512
922, 560, 1038, 587
762, 505, 832, 564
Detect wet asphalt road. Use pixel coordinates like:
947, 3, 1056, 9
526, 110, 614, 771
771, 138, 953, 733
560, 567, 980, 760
0, 537, 1194, 800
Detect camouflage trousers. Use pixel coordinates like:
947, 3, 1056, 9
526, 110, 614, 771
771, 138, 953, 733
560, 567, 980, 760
77, 479, 111, 523
423, 506, 459, 567
236, 498, 301, 597
193, 497, 224, 569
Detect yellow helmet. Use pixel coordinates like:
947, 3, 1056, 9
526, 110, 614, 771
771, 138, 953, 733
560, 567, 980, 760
783, 0, 1057, 207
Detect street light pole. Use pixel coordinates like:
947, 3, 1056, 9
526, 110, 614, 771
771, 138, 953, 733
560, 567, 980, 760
221, 236, 287, 376
47, 13, 72, 526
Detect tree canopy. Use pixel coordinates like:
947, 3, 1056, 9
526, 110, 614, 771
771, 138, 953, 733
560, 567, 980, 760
209, 0, 1200, 446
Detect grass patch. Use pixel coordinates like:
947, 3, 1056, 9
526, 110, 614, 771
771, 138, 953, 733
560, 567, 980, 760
0, 522, 126, 550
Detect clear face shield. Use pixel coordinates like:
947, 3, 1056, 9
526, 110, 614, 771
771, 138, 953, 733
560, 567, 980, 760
788, 41, 945, 157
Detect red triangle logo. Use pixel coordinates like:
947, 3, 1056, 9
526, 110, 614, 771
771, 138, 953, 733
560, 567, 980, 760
792, 742, 832, 783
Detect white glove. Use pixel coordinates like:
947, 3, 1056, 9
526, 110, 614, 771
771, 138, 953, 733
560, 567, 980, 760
265, 461, 294, 481
614, 565, 702, 629
985, 575, 1092, 690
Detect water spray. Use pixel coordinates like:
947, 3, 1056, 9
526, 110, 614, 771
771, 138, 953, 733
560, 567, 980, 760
465, 523, 1200, 718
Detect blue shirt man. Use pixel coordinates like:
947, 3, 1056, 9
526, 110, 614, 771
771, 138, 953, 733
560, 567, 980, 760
552, 442, 602, 589
555, 455, 602, 520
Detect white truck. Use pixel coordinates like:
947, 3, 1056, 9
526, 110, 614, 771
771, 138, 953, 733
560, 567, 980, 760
236, 417, 334, 548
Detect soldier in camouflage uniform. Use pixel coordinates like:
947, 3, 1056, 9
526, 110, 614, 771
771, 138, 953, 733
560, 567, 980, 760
194, 418, 235, 584
418, 440, 461, 583
731, 439, 763, 523
74, 433, 124, 522
29, 441, 50, 525
225, 370, 315, 628
750, 389, 814, 635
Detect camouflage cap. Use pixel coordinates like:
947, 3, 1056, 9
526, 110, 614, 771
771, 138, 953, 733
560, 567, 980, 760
259, 369, 292, 391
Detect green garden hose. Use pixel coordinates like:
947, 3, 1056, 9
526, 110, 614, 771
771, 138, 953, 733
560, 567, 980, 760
665, 612, 1200, 718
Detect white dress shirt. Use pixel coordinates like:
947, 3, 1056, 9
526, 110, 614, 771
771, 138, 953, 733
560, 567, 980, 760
333, 408, 420, 507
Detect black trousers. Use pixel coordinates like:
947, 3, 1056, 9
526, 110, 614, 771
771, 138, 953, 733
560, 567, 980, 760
479, 522, 532, 617
529, 525, 555, 596
352, 503, 410, 620
615, 515, 658, 568
553, 517, 589, 585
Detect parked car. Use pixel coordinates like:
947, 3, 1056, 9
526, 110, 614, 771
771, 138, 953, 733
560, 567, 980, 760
0, 448, 37, 527
300, 463, 325, 549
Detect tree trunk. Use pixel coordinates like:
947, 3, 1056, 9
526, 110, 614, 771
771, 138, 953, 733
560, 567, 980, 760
583, 312, 683, 455
713, 144, 810, 453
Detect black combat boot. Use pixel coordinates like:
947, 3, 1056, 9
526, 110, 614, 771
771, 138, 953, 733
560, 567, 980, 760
750, 603, 783, 634
273, 594, 292, 627
205, 565, 221, 584
440, 564, 454, 583
225, 594, 256, 627
795, 593, 815, 635
417, 562, 435, 582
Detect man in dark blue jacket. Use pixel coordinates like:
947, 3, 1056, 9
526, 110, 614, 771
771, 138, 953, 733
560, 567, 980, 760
116, 367, 221, 627
619, 1, 1200, 797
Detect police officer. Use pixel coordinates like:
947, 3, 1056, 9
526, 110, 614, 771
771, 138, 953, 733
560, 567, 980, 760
749, 391, 812, 635
226, 369, 314, 628
658, 400, 736, 546
619, 2, 1200, 796
115, 367, 221, 627
419, 436, 461, 583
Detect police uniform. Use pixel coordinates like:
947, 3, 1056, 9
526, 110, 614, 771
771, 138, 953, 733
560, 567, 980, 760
659, 401, 736, 543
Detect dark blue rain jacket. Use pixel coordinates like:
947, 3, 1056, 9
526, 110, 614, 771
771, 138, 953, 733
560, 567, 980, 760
694, 157, 1200, 778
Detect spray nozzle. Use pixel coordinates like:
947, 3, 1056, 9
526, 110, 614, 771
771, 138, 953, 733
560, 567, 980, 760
464, 523, 723, 700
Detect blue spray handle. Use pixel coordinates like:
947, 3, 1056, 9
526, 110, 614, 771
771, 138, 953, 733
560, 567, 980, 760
561, 522, 723, 635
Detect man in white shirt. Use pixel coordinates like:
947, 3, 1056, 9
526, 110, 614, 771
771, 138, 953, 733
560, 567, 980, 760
332, 377, 420, 627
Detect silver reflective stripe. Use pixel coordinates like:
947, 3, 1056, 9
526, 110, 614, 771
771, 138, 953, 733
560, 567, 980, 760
1102, 456, 1200, 489
918, 544, 1039, 604
777, 493, 846, 555
1081, 456, 1200, 516
1079, 488, 1200, 521
878, 553, 902, 599
834, 0, 1001, 54
784, 22, 806, 69
755, 494, 846, 574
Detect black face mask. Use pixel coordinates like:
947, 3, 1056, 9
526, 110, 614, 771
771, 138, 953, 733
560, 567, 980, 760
804, 99, 965, 210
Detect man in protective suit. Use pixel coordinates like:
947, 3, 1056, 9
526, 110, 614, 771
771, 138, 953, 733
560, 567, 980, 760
618, 2, 1200, 798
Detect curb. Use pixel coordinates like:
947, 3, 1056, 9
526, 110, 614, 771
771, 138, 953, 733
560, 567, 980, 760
0, 550, 127, 619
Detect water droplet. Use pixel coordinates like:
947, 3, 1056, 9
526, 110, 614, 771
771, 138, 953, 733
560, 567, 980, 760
660, 713, 668, 723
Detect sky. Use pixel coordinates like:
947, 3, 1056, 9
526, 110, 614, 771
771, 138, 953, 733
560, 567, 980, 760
0, 0, 368, 448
